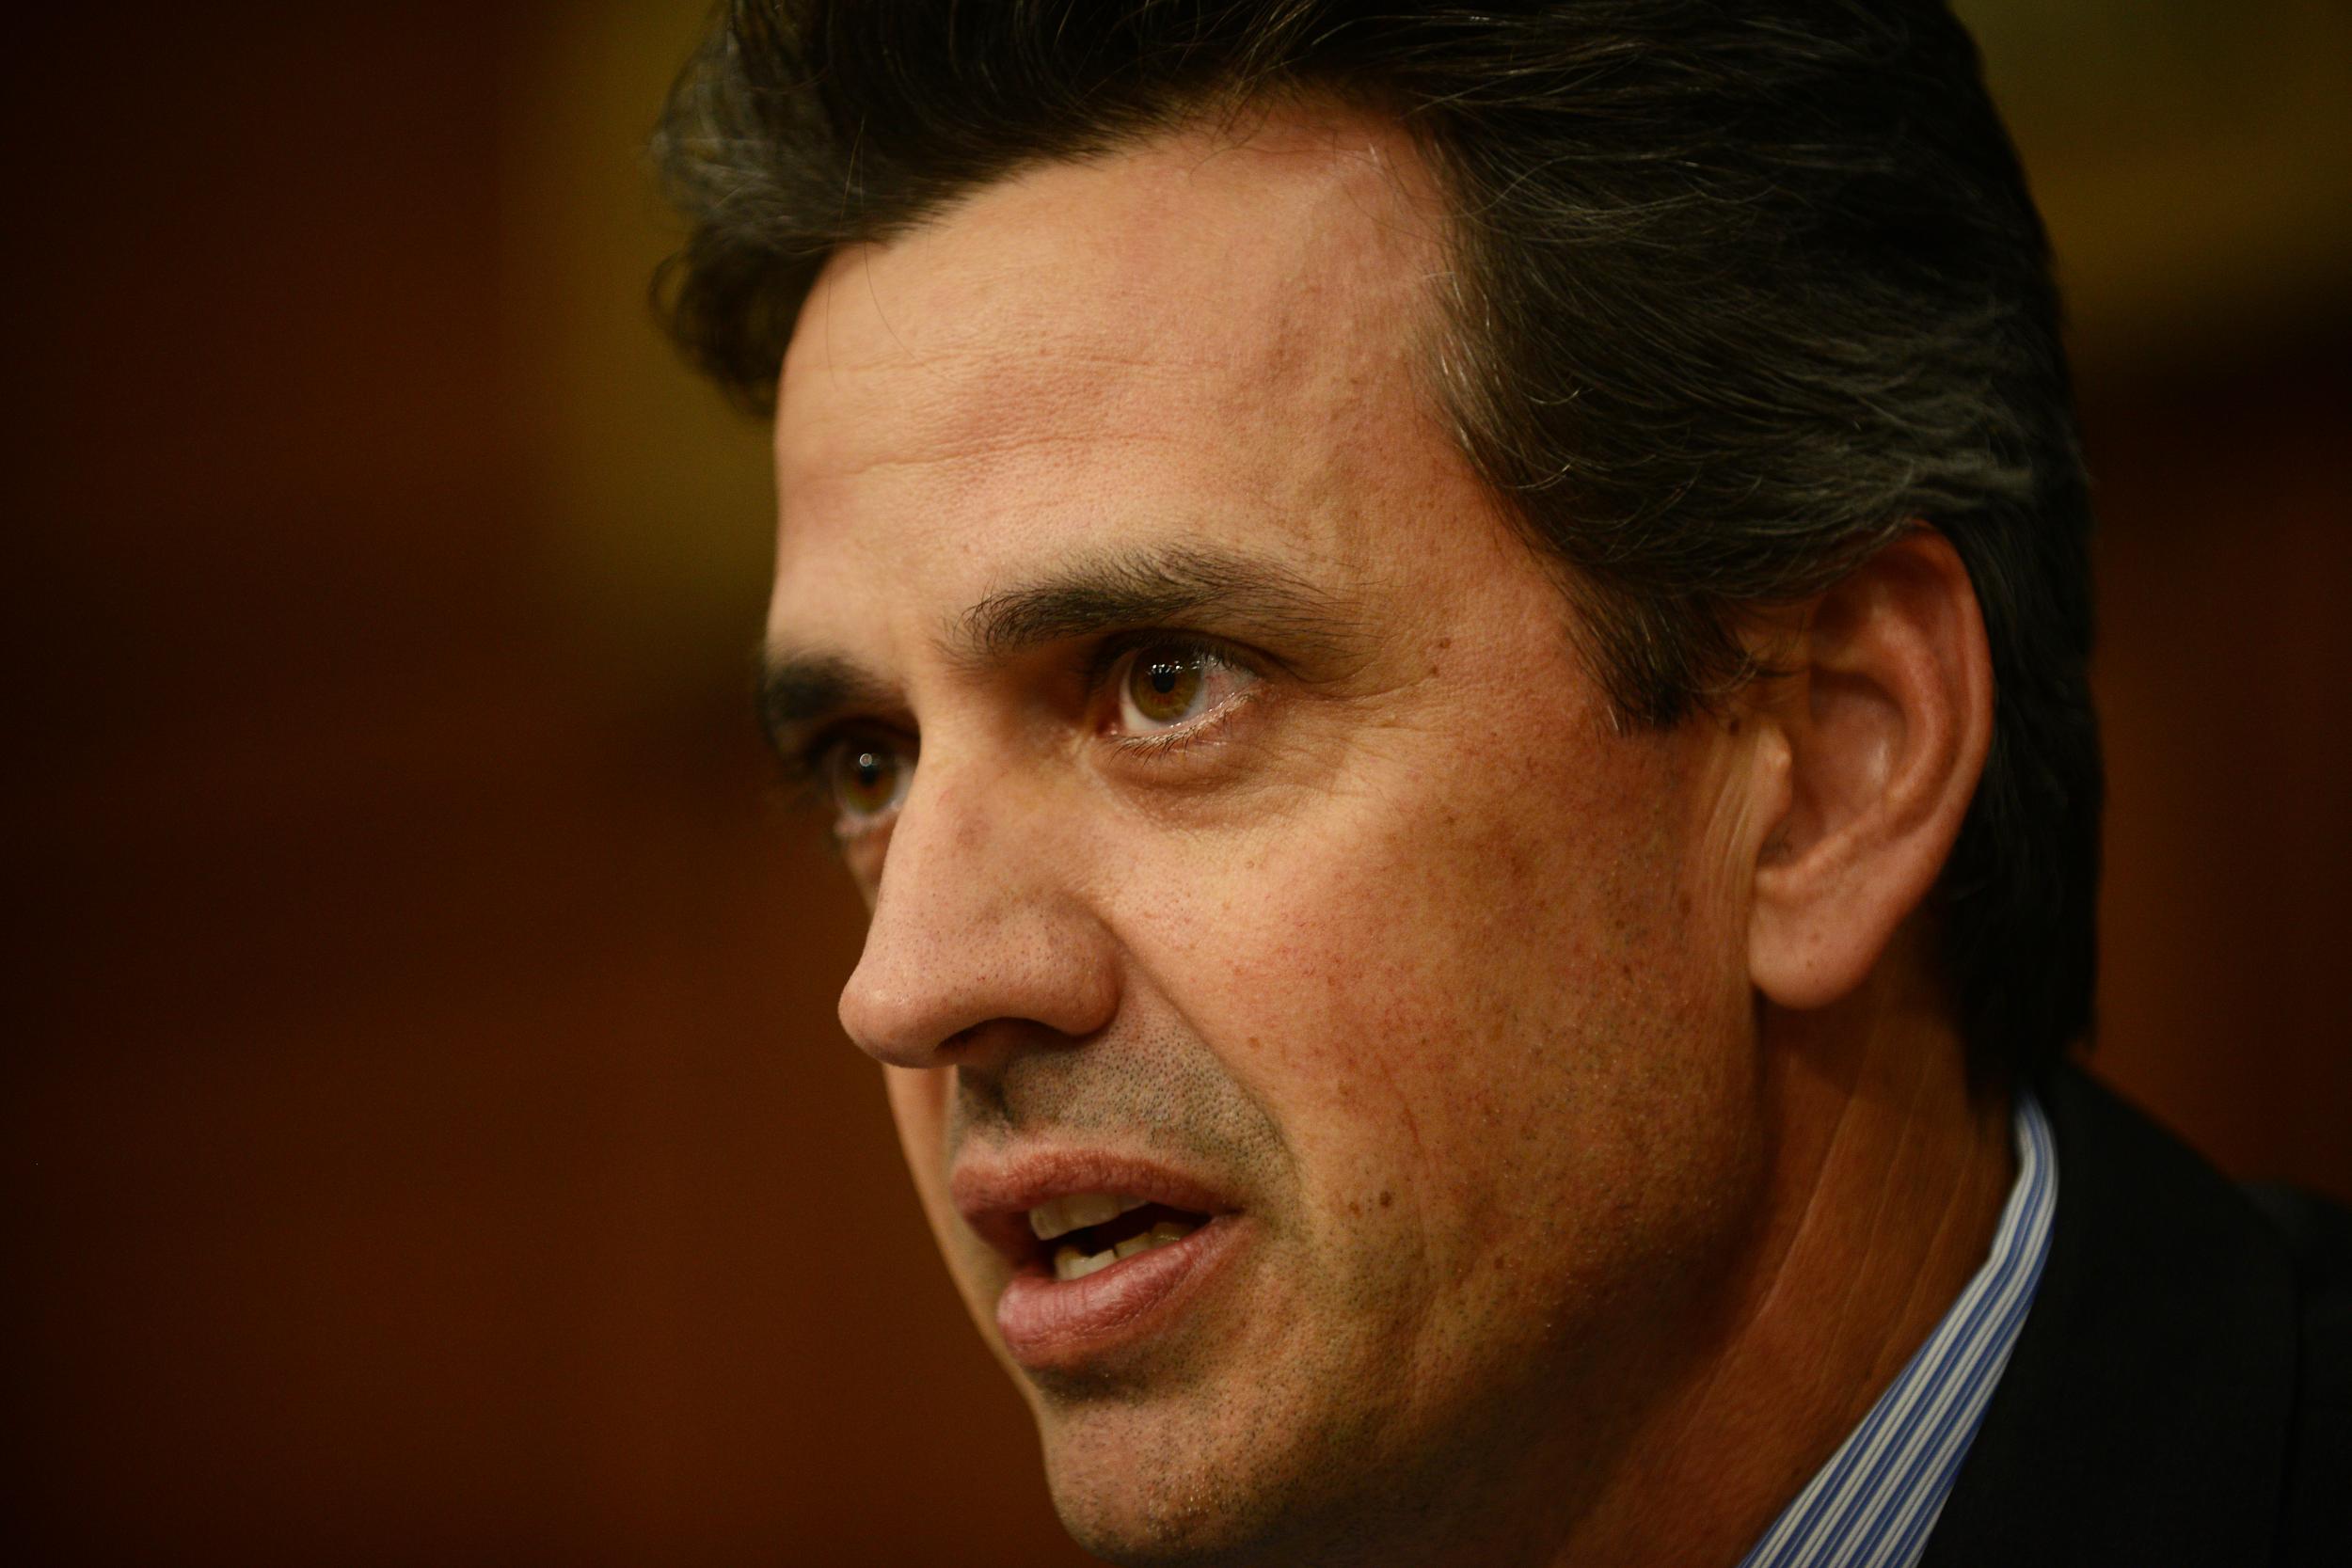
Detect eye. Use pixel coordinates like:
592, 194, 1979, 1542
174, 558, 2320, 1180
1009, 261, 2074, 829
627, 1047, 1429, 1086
818, 733, 914, 832
1112, 641, 1259, 736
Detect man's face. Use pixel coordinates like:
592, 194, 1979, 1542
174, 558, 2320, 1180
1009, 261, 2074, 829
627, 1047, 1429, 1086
768, 110, 1768, 1563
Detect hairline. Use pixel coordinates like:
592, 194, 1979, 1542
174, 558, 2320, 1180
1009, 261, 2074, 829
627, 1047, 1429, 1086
787, 86, 1622, 711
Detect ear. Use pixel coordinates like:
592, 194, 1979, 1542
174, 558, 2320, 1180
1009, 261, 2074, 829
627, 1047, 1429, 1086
1746, 528, 1994, 1011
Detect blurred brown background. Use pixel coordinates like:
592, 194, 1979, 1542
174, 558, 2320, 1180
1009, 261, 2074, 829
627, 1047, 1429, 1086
7, 2, 2347, 1563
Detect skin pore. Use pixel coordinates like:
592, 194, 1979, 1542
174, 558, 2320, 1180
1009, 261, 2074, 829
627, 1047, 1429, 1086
764, 100, 2014, 1568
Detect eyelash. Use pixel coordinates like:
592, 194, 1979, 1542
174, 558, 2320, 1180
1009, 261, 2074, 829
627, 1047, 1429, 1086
1113, 701, 1247, 759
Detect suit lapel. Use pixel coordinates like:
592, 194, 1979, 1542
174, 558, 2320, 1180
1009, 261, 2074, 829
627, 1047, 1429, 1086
1919, 1063, 2296, 1565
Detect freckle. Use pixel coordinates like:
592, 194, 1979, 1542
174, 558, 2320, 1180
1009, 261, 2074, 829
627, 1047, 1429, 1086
1378, 1189, 1393, 1208
1436, 638, 1453, 650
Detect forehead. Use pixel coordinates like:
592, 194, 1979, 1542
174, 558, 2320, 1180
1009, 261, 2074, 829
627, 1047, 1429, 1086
770, 105, 1470, 625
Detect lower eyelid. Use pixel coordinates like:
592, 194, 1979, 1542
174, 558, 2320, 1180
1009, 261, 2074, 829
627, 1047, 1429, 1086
831, 812, 900, 878
1113, 686, 1260, 755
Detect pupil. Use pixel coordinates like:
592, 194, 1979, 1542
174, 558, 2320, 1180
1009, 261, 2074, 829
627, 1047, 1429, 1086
850, 751, 889, 804
1150, 660, 1182, 694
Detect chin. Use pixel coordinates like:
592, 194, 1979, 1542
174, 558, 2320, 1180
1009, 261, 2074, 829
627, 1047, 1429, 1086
1036, 1404, 1266, 1565
1031, 1387, 1419, 1568
1046, 1469, 1306, 1568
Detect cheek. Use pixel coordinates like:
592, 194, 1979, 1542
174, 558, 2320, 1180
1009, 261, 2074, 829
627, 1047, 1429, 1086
883, 1065, 954, 1219
1112, 731, 1748, 1272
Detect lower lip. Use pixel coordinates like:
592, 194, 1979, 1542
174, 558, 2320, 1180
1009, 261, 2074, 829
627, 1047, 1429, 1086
994, 1216, 1241, 1370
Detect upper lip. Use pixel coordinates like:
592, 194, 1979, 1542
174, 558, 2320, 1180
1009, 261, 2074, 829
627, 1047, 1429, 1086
950, 1146, 1237, 1269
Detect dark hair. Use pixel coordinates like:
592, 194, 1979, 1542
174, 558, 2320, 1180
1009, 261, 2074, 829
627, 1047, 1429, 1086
653, 0, 2102, 1085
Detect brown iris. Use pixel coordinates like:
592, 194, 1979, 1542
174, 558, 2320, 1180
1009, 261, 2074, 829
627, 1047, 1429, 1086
1126, 647, 1206, 725
826, 738, 907, 821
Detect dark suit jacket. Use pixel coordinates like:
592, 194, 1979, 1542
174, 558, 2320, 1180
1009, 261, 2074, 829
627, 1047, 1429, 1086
1920, 1063, 2350, 1566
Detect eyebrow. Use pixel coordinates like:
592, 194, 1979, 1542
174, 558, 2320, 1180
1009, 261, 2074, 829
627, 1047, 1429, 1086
947, 543, 1363, 666
756, 652, 900, 767
758, 542, 1369, 757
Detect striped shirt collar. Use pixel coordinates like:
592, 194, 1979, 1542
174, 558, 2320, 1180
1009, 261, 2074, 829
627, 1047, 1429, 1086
1737, 1090, 2058, 1568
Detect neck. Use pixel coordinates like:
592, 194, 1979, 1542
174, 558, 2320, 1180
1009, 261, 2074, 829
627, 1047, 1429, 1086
1557, 956, 2017, 1568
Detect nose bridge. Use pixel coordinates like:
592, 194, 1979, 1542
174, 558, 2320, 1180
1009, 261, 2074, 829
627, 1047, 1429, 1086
837, 746, 1115, 1068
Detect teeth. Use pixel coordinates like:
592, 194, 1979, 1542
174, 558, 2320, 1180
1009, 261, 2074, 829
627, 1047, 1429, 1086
1055, 1244, 1117, 1280
1027, 1192, 1143, 1241
1052, 1218, 1200, 1280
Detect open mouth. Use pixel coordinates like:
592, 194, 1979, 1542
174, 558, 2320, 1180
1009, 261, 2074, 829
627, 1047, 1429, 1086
1027, 1193, 1210, 1282
972, 1171, 1243, 1368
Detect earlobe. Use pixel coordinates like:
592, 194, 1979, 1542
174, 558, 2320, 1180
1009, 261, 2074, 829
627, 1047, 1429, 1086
1746, 529, 1993, 1012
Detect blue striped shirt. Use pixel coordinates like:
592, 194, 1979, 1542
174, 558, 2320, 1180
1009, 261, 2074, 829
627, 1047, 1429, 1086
1737, 1091, 2058, 1568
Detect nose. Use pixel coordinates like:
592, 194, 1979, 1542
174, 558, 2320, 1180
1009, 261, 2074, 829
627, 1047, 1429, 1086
837, 757, 1118, 1069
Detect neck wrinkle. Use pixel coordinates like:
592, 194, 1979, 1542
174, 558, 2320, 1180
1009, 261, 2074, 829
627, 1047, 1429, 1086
1549, 958, 2015, 1568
